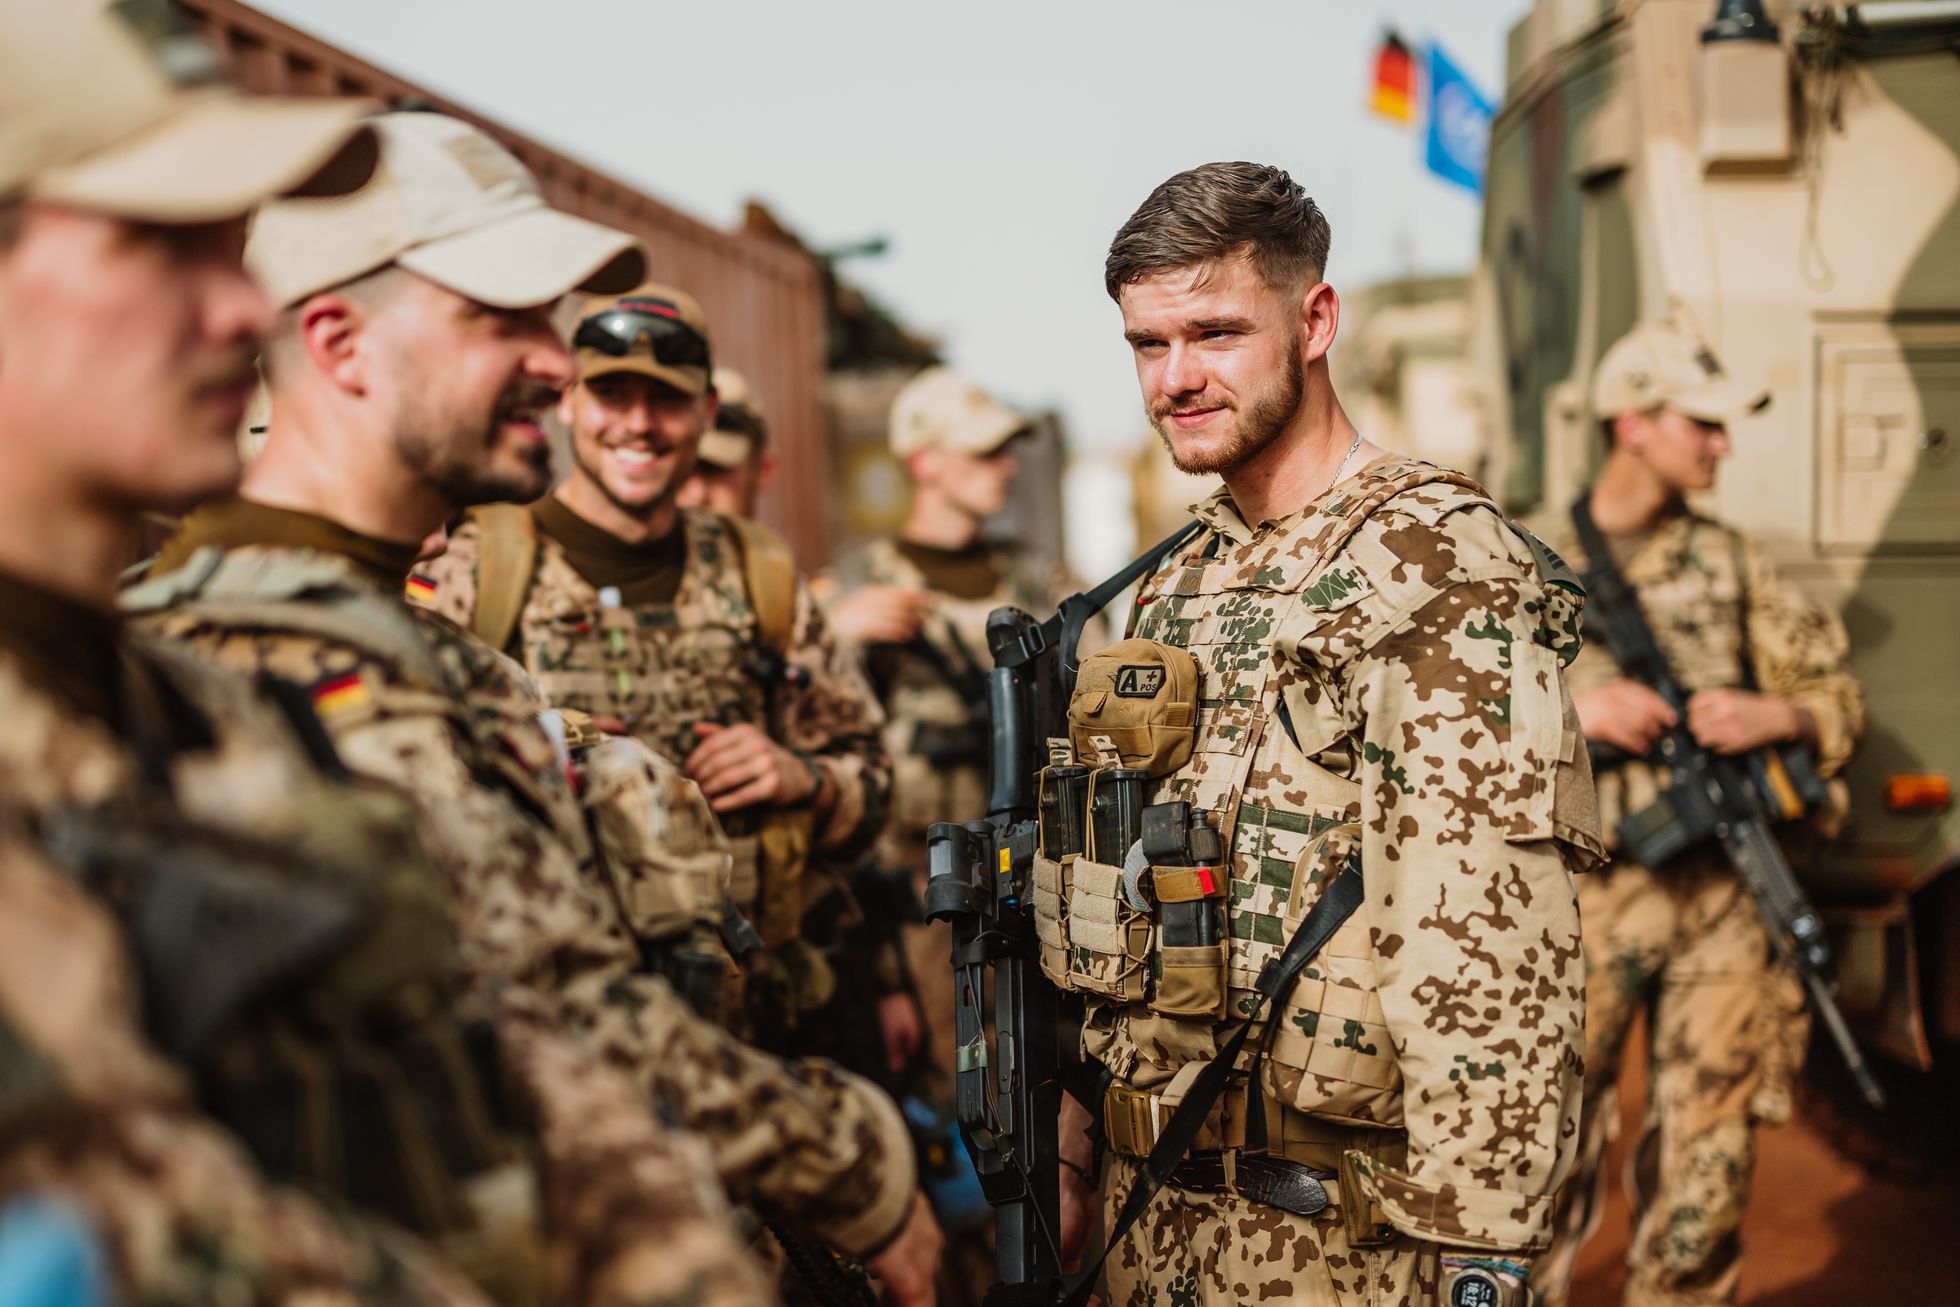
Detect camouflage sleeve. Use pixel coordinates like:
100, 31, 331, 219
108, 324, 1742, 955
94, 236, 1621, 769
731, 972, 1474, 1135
411, 522, 482, 630
0, 837, 489, 1307
779, 576, 892, 857
1331, 508, 1589, 1253
1738, 535, 1865, 778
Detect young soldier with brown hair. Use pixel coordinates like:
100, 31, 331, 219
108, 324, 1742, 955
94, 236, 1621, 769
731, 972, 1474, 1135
1530, 318, 1865, 1307
1051, 162, 1603, 1307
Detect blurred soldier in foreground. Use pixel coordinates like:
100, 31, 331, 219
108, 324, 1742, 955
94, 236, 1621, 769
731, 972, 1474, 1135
0, 6, 529, 1303
1532, 319, 1865, 1307
1047, 161, 1602, 1306
416, 286, 899, 1060
126, 111, 936, 1304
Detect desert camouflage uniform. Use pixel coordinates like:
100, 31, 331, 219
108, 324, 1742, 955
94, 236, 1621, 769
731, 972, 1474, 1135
1533, 504, 1863, 1307
0, 831, 487, 1307
0, 613, 767, 1307
126, 519, 917, 1264
1062, 457, 1602, 1306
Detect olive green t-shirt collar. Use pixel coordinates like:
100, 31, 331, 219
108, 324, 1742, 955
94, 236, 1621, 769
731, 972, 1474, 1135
156, 496, 422, 590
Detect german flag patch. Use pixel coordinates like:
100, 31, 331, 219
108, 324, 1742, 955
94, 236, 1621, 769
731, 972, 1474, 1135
311, 671, 371, 717
404, 573, 438, 603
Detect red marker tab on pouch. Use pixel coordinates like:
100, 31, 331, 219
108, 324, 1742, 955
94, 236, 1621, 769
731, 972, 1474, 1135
1196, 866, 1216, 896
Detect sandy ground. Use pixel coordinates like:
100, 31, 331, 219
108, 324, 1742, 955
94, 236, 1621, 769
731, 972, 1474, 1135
1568, 1032, 1960, 1305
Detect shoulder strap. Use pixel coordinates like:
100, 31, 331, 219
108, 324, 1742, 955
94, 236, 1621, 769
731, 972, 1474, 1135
723, 514, 798, 658
468, 503, 540, 656
1058, 863, 1365, 1307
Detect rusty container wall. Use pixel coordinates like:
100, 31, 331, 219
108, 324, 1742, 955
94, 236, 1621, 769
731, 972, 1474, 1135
176, 0, 832, 564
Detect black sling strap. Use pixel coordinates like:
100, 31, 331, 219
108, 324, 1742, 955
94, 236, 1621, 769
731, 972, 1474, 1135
1057, 862, 1364, 1307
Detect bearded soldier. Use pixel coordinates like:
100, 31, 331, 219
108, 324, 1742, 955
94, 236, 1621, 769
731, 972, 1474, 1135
125, 112, 939, 1305
1045, 162, 1603, 1307
0, 8, 765, 1306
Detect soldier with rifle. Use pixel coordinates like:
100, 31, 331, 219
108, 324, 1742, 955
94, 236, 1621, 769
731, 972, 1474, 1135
1531, 316, 1873, 1307
927, 162, 1604, 1307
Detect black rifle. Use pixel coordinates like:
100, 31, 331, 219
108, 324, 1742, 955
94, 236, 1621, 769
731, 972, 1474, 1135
1570, 496, 1885, 1110
923, 523, 1200, 1307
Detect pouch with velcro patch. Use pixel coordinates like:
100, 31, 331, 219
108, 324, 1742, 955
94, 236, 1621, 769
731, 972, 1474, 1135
1068, 639, 1199, 778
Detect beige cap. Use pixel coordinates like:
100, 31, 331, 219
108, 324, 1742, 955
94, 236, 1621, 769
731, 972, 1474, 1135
575, 284, 714, 395
248, 111, 645, 310
697, 365, 766, 468
890, 366, 1026, 458
1592, 316, 1770, 425
0, 0, 376, 223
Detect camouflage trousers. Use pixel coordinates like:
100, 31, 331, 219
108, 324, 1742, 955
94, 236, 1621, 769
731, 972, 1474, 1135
1533, 854, 1808, 1307
1101, 1157, 1438, 1306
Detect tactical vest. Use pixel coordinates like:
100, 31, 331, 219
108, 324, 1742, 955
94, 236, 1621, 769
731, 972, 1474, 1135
0, 626, 539, 1289
830, 539, 1047, 848
1040, 462, 1542, 1134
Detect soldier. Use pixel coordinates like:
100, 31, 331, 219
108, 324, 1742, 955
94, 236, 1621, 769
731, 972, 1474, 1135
125, 110, 938, 1307
416, 283, 896, 1053
1047, 161, 1603, 1307
0, 8, 760, 1306
676, 364, 777, 519
1530, 319, 1865, 1307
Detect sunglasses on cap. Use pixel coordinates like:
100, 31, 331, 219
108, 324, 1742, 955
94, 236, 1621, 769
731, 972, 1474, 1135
573, 300, 712, 372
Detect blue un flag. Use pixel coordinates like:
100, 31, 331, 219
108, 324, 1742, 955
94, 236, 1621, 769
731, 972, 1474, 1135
1425, 43, 1494, 194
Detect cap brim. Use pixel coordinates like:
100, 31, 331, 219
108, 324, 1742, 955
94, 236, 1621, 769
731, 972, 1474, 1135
697, 429, 755, 469
949, 413, 1030, 457
1672, 379, 1771, 425
578, 350, 711, 396
398, 206, 646, 311
34, 93, 377, 224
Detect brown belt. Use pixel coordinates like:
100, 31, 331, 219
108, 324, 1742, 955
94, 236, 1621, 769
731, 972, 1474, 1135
1168, 1150, 1336, 1217
1102, 1079, 1407, 1173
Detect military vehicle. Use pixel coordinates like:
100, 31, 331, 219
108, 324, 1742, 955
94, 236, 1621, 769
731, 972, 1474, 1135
1474, 0, 1960, 1102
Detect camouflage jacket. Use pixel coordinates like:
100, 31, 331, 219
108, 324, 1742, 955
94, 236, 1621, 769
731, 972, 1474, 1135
0, 823, 488, 1307
817, 537, 1055, 858
421, 509, 891, 864
1550, 502, 1865, 841
125, 539, 916, 1259
1080, 456, 1603, 1252
0, 630, 760, 1307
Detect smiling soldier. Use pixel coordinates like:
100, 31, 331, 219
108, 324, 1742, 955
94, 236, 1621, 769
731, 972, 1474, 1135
1049, 162, 1604, 1307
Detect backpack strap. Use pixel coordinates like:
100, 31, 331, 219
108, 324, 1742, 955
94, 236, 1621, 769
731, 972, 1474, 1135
468, 503, 540, 656
723, 514, 799, 659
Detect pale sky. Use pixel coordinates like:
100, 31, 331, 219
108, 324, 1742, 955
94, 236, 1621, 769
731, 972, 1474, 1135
254, 0, 1525, 451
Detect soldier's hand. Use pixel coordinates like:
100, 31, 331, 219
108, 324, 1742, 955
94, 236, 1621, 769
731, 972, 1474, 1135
877, 991, 923, 1073
1687, 688, 1805, 755
589, 714, 632, 735
867, 1193, 942, 1307
1574, 679, 1676, 755
830, 585, 933, 645
684, 722, 818, 811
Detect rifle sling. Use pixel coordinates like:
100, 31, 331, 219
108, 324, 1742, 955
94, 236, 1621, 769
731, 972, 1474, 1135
1057, 864, 1363, 1307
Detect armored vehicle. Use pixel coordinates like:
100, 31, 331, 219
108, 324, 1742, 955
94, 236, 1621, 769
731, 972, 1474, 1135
1475, 0, 1960, 1087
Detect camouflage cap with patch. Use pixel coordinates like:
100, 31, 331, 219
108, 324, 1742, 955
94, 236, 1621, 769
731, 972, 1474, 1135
889, 366, 1027, 458
0, 0, 377, 223
575, 283, 715, 396
247, 111, 645, 310
1592, 316, 1770, 425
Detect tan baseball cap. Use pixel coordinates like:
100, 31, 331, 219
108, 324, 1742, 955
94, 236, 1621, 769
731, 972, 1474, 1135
890, 366, 1026, 458
698, 365, 766, 468
1592, 317, 1770, 425
248, 111, 645, 310
1, 0, 376, 223
574, 284, 714, 396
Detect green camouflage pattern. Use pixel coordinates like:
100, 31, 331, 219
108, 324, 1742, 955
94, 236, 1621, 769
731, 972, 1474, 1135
1086, 455, 1602, 1253
126, 540, 918, 1262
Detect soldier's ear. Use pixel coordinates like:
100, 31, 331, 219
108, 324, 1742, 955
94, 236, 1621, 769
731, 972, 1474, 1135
1299, 280, 1340, 365
294, 292, 363, 393
557, 383, 579, 427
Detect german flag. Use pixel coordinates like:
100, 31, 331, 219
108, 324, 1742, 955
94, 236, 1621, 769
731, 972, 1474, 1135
1371, 31, 1417, 125
311, 671, 371, 717
404, 573, 437, 603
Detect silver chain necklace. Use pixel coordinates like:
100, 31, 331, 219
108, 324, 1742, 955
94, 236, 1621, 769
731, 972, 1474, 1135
1325, 429, 1365, 496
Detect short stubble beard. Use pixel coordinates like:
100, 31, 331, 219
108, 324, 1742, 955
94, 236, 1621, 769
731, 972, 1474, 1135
1149, 337, 1305, 477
